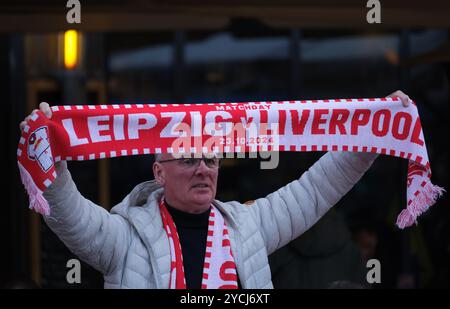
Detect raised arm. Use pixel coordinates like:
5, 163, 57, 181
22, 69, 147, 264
42, 161, 130, 275
21, 103, 129, 275
248, 151, 378, 255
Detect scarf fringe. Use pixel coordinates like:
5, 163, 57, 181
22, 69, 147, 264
396, 182, 446, 229
17, 161, 50, 216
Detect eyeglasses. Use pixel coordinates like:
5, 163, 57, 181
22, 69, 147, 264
157, 157, 221, 169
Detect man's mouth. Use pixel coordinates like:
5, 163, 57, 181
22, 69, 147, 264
192, 183, 209, 189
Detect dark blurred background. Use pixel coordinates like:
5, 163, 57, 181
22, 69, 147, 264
1, 0, 449, 289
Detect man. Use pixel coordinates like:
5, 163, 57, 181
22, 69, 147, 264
20, 91, 411, 289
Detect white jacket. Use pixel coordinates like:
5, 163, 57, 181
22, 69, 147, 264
43, 151, 377, 288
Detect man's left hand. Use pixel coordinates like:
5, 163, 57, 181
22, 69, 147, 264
387, 90, 410, 107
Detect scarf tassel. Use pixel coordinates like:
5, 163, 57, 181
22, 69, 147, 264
17, 161, 50, 216
396, 182, 446, 229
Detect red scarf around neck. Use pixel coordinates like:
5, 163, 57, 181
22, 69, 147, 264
159, 199, 238, 289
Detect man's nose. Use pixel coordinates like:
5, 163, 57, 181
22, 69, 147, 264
195, 159, 210, 174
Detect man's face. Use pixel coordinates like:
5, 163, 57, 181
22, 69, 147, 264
153, 154, 219, 213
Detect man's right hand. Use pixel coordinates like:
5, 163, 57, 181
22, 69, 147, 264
19, 102, 52, 132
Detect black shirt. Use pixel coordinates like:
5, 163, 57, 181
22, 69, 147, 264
165, 201, 210, 289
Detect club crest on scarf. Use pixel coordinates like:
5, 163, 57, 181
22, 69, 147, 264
27, 126, 54, 172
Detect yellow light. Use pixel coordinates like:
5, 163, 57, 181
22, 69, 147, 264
64, 30, 78, 70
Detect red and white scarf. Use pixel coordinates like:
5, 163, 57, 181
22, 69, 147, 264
17, 98, 445, 228
159, 198, 238, 289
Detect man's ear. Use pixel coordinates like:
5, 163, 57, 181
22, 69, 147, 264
152, 162, 165, 186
